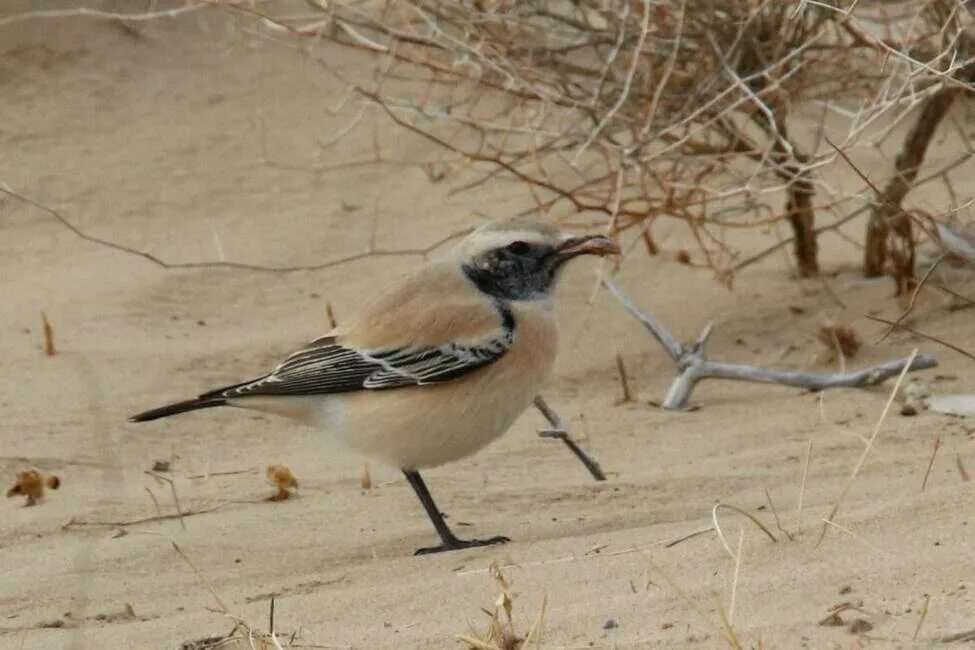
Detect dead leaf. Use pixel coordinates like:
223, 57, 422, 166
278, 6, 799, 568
41, 311, 56, 356
266, 464, 298, 502
6, 469, 60, 506
817, 323, 861, 359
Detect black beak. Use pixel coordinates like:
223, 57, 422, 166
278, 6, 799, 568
554, 235, 621, 259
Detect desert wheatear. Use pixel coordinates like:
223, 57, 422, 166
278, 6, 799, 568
131, 217, 618, 553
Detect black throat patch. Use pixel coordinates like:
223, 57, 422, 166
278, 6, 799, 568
494, 300, 516, 334
462, 257, 558, 302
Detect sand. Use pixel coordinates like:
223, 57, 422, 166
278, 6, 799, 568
2, 7, 974, 649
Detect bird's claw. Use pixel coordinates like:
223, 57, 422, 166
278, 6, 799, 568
537, 427, 568, 439
414, 535, 510, 555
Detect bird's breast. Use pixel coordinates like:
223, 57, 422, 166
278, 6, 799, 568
502, 298, 558, 384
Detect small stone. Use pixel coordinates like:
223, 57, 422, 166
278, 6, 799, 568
848, 619, 873, 634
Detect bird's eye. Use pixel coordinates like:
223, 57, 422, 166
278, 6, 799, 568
506, 241, 530, 256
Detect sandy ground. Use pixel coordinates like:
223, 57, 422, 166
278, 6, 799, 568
2, 7, 974, 650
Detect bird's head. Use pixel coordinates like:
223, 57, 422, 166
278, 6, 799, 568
459, 217, 620, 301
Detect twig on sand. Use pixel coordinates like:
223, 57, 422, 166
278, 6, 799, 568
664, 526, 715, 548
534, 396, 606, 481
605, 279, 937, 410
614, 353, 633, 405
144, 487, 163, 518
913, 594, 930, 641
797, 440, 813, 536
63, 503, 228, 529
876, 254, 946, 344
132, 531, 228, 613
185, 468, 259, 480
131, 526, 336, 650
711, 503, 777, 560
764, 488, 794, 541
145, 470, 187, 530
866, 315, 975, 362
921, 437, 941, 492
957, 456, 971, 482
0, 183, 470, 274
0, 3, 210, 27
728, 530, 745, 625
942, 628, 975, 643
641, 551, 744, 649
455, 527, 716, 577
820, 518, 890, 557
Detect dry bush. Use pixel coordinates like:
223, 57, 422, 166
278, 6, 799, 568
240, 0, 973, 285
458, 562, 545, 649
6, 469, 60, 506
266, 464, 299, 501
3, 1, 970, 288
817, 322, 861, 360
857, 1, 975, 290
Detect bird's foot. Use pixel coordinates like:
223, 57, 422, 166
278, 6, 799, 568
414, 535, 510, 556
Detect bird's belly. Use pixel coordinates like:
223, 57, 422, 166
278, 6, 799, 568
315, 348, 550, 469
326, 381, 538, 469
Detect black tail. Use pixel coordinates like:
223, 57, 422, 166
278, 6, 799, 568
129, 397, 226, 422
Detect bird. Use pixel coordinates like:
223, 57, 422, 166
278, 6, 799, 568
130, 217, 619, 554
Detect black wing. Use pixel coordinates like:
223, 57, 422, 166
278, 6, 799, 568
129, 306, 517, 423
203, 327, 515, 399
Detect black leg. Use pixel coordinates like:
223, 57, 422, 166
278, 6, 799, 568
402, 470, 509, 555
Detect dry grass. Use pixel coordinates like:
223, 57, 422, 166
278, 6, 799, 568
5, 469, 60, 506
956, 455, 971, 482
711, 503, 777, 560
132, 531, 344, 650
920, 436, 942, 491
458, 562, 546, 650
641, 551, 743, 649
818, 348, 919, 545
816, 322, 861, 360
41, 310, 55, 356
796, 440, 813, 536
612, 352, 633, 405
266, 464, 299, 502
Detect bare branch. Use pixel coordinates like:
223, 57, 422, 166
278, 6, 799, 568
534, 396, 607, 482
0, 3, 212, 27
0, 184, 470, 273
603, 279, 683, 361
607, 280, 938, 410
